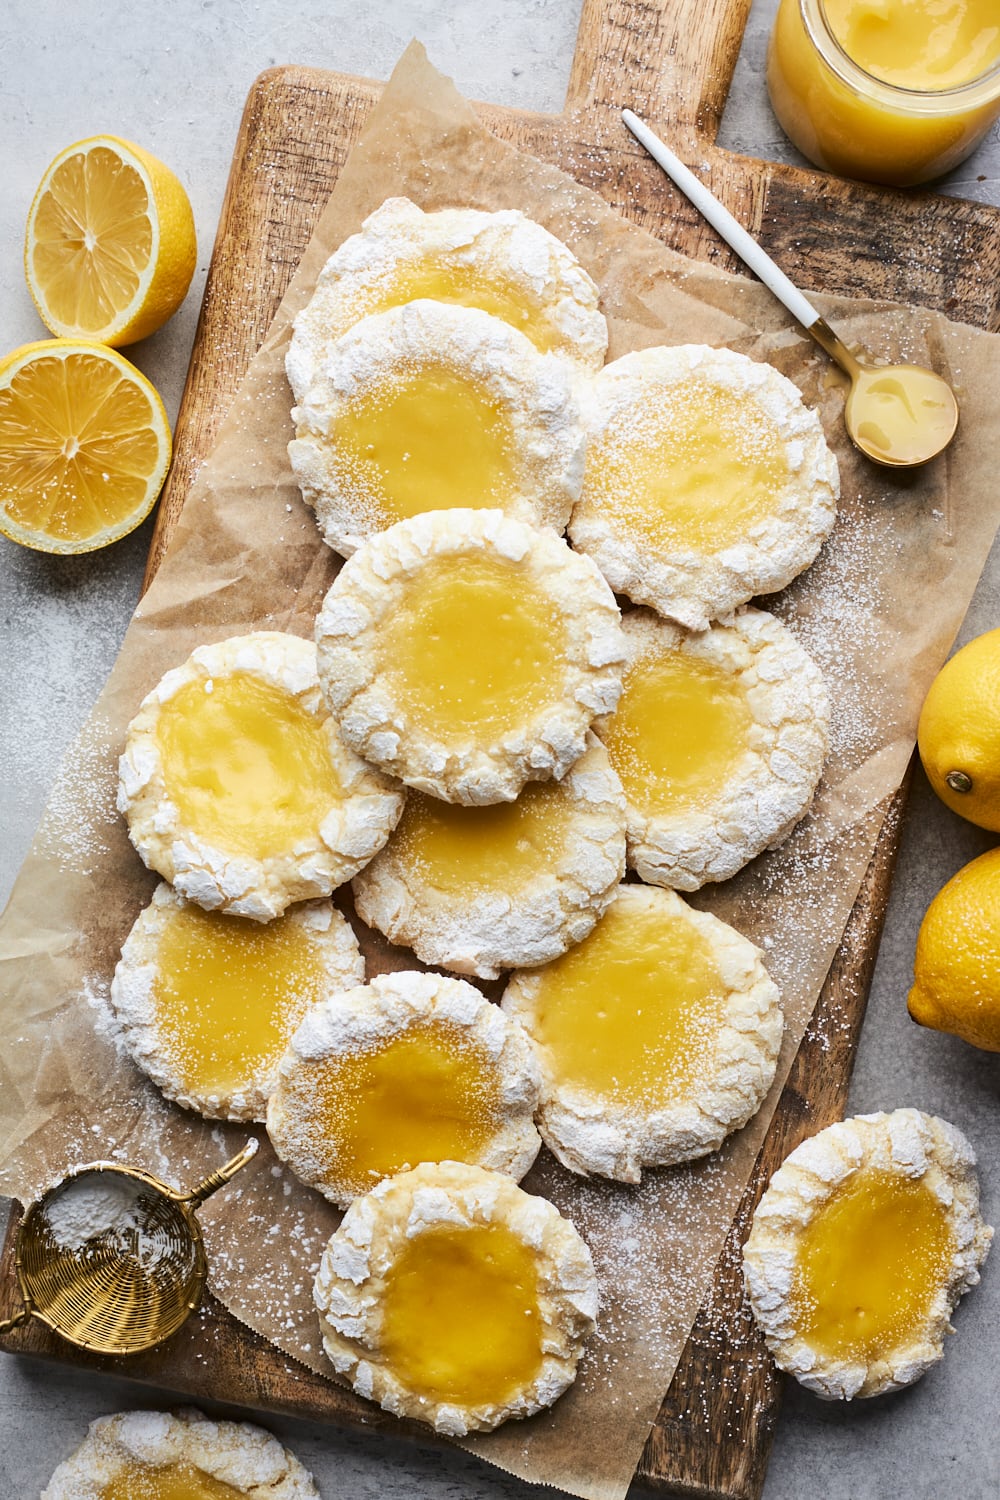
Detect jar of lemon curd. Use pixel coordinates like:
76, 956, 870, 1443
767, 0, 1000, 186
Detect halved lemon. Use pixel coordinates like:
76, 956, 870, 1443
24, 135, 197, 347
0, 339, 171, 553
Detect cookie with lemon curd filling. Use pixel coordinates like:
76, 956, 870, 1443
288, 299, 586, 557
41, 1407, 320, 1500
743, 1110, 992, 1400
285, 196, 607, 403
353, 734, 625, 980
111, 885, 364, 1122
118, 632, 403, 921
314, 1160, 598, 1435
315, 509, 625, 806
595, 607, 829, 892
266, 970, 541, 1209
503, 883, 782, 1182
569, 344, 839, 630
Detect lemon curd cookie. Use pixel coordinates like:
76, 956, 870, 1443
596, 608, 829, 891
314, 1160, 598, 1435
266, 970, 541, 1208
743, 1110, 992, 1400
41, 1407, 319, 1499
118, 632, 403, 920
502, 883, 782, 1181
111, 884, 364, 1122
353, 734, 626, 980
288, 299, 586, 557
285, 196, 607, 403
569, 345, 839, 630
315, 509, 625, 805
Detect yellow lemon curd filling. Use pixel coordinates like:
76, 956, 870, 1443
359, 258, 561, 354
530, 897, 728, 1106
825, 0, 1000, 91
101, 1461, 243, 1500
154, 672, 340, 861
603, 651, 753, 815
587, 381, 789, 553
151, 904, 323, 1098
791, 1168, 956, 1364
393, 781, 575, 893
298, 1024, 505, 1197
380, 1221, 544, 1408
333, 366, 516, 526
378, 553, 567, 744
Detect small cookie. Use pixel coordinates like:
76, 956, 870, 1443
314, 509, 625, 805
266, 970, 541, 1208
41, 1407, 319, 1498
595, 607, 829, 891
286, 196, 607, 402
118, 632, 404, 920
502, 883, 782, 1181
353, 733, 626, 980
288, 299, 586, 556
314, 1160, 599, 1435
569, 345, 839, 630
111, 883, 364, 1122
743, 1110, 992, 1400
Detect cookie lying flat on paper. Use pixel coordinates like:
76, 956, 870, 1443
569, 344, 838, 630
111, 884, 364, 1122
286, 196, 607, 402
502, 882, 782, 1182
743, 1109, 992, 1400
314, 1160, 598, 1435
118, 632, 403, 920
595, 607, 829, 891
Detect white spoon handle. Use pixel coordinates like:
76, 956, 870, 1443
622, 109, 822, 333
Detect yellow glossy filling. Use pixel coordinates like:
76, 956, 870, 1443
378, 553, 567, 743
792, 1168, 956, 1363
825, 0, 1000, 91
334, 366, 516, 525
603, 651, 753, 814
849, 366, 958, 465
530, 896, 728, 1105
154, 671, 340, 861
101, 1459, 243, 1500
381, 1222, 544, 1407
151, 904, 324, 1097
297, 1024, 504, 1196
586, 381, 789, 553
393, 780, 574, 894
359, 257, 562, 354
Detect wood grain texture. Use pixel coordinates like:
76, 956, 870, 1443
7, 0, 1000, 1495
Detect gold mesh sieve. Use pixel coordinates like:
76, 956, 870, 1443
0, 1139, 257, 1355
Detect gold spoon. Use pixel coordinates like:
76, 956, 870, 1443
622, 110, 959, 468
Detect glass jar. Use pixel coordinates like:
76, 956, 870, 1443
766, 0, 1000, 187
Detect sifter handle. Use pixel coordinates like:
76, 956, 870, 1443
183, 1139, 259, 1210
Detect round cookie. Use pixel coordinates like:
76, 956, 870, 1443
314, 508, 625, 805
314, 1160, 599, 1435
118, 632, 404, 920
111, 884, 365, 1122
569, 344, 839, 630
41, 1407, 319, 1499
502, 883, 782, 1182
595, 607, 829, 891
266, 969, 541, 1208
743, 1109, 993, 1400
353, 733, 626, 980
288, 299, 586, 556
286, 195, 607, 402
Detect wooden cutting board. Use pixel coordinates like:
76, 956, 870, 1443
3, 2, 999, 1496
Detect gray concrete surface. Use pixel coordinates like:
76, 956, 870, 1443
2, 0, 999, 1495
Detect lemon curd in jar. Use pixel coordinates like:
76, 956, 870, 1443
101, 1461, 243, 1500
767, 0, 1000, 185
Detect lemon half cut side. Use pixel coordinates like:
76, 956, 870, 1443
25, 135, 196, 347
0, 339, 171, 554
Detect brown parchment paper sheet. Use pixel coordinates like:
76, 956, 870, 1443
3, 41, 1000, 1500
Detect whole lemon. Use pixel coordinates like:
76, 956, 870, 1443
917, 627, 1000, 832
909, 846, 1000, 1052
